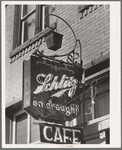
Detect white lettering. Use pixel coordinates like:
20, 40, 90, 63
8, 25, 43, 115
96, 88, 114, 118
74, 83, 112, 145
42, 125, 81, 144
54, 127, 63, 142
33, 99, 79, 116
43, 126, 53, 141
50, 76, 59, 90
72, 129, 81, 144
66, 107, 71, 116
58, 75, 66, 88
63, 128, 71, 143
33, 73, 78, 98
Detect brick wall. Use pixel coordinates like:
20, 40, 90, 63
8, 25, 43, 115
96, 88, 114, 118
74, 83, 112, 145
41, 5, 110, 64
5, 5, 110, 104
78, 5, 110, 66
5, 5, 16, 103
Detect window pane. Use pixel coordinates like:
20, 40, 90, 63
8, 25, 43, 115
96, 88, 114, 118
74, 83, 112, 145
84, 78, 109, 122
84, 87, 92, 122
95, 80, 109, 118
23, 12, 36, 42
16, 113, 27, 144
6, 116, 12, 144
30, 116, 40, 143
85, 98, 92, 122
77, 102, 83, 124
23, 5, 36, 17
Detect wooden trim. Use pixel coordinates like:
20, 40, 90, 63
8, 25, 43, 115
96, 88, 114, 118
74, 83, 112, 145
35, 5, 43, 34
99, 131, 106, 144
30, 140, 41, 144
12, 116, 16, 144
82, 70, 86, 125
44, 5, 49, 29
10, 119, 12, 144
21, 20, 24, 44
42, 5, 45, 30
17, 5, 22, 47
88, 114, 109, 125
12, 110, 29, 144
35, 5, 39, 34
85, 68, 109, 81
91, 84, 95, 120
85, 58, 109, 78
35, 5, 48, 34
27, 114, 31, 144
21, 9, 36, 21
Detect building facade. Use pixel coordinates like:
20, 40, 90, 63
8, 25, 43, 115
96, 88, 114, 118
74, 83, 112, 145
5, 4, 110, 144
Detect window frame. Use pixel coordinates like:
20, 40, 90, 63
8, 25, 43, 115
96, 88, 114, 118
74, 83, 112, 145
65, 68, 109, 127
84, 68, 109, 122
20, 5, 46, 45
12, 110, 42, 144
21, 5, 36, 44
6, 116, 13, 144
12, 110, 30, 144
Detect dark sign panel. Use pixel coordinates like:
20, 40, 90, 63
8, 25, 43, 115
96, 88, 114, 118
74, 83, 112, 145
40, 123, 83, 144
23, 56, 83, 122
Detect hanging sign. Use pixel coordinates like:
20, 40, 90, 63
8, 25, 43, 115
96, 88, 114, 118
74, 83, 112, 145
40, 123, 83, 144
23, 55, 83, 122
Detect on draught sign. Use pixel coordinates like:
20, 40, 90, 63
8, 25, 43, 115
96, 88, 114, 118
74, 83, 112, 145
23, 55, 83, 123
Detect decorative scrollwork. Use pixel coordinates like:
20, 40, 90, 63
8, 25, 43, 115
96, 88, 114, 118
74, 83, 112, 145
33, 14, 82, 67
67, 51, 79, 64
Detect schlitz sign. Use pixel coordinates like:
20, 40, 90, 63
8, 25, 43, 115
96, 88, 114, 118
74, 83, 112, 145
40, 123, 83, 144
23, 55, 83, 122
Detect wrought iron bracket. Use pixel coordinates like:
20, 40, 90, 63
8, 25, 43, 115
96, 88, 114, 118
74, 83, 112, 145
34, 14, 83, 66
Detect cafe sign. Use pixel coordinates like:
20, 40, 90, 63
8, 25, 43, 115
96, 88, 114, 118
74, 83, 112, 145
23, 55, 83, 122
40, 123, 83, 144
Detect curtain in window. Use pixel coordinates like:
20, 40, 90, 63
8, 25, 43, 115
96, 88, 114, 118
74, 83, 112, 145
84, 77, 109, 122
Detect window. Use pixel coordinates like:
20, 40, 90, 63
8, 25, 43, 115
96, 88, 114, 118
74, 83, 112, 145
21, 5, 36, 43
30, 116, 40, 143
13, 111, 29, 144
95, 78, 109, 118
15, 113, 28, 144
84, 72, 109, 122
6, 116, 12, 144
18, 5, 48, 45
12, 110, 40, 144
64, 71, 109, 127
